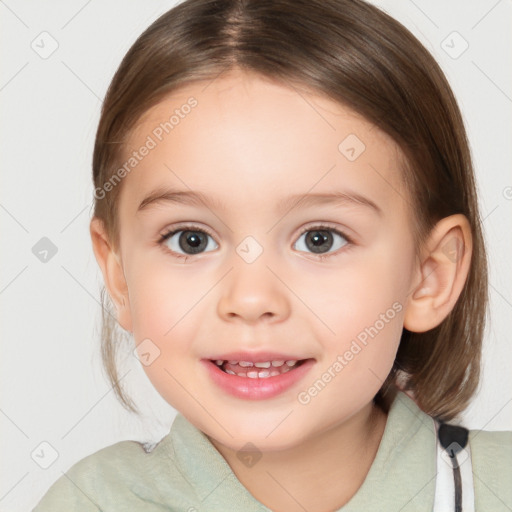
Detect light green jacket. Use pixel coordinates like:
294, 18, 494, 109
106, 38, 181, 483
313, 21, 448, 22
33, 392, 512, 511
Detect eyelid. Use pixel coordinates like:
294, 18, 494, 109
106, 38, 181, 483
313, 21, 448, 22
157, 223, 219, 260
295, 223, 352, 260
158, 223, 217, 243
296, 222, 353, 243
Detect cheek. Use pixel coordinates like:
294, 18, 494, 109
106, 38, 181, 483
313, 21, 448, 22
298, 269, 405, 414
304, 249, 411, 332
126, 264, 207, 408
298, 239, 412, 380
125, 258, 201, 344
129, 275, 177, 338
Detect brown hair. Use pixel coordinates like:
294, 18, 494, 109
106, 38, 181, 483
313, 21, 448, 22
92, 0, 487, 421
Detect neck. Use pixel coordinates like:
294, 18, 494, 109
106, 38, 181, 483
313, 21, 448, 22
210, 402, 388, 512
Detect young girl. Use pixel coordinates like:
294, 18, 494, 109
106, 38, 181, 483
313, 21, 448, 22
34, 0, 511, 510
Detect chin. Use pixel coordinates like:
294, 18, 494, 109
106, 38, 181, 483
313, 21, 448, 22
204, 416, 312, 453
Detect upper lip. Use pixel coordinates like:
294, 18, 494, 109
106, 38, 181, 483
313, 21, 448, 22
206, 352, 312, 363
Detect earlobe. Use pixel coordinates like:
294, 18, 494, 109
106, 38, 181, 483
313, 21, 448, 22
90, 217, 133, 332
404, 214, 472, 333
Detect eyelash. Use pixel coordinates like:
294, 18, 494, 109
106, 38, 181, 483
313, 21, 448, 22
157, 224, 217, 261
157, 223, 353, 261
296, 224, 353, 260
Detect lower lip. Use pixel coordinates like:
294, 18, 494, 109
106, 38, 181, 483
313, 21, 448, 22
202, 359, 315, 400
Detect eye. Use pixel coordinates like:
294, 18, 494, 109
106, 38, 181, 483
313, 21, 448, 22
294, 226, 349, 256
160, 226, 218, 256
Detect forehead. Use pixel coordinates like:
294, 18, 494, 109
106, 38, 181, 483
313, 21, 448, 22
120, 70, 407, 217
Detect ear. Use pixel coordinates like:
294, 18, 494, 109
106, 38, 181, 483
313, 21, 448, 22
90, 217, 133, 332
404, 214, 472, 332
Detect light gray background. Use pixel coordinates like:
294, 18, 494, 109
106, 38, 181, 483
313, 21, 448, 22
1, 1, 511, 510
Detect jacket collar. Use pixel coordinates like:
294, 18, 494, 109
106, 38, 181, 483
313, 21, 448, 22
142, 392, 437, 511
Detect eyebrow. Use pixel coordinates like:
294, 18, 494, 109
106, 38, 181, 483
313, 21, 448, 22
136, 187, 382, 216
278, 191, 382, 216
137, 188, 226, 213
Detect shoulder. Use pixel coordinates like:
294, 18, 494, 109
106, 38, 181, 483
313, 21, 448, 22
469, 429, 512, 509
469, 428, 512, 454
33, 433, 190, 511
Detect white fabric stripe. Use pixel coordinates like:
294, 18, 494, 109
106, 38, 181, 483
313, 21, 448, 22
433, 419, 475, 512
434, 420, 455, 511
460, 442, 475, 512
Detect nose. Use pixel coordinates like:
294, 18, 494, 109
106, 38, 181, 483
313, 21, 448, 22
217, 259, 291, 324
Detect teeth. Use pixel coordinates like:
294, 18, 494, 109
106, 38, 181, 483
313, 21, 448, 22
225, 367, 295, 378
215, 358, 304, 378
246, 370, 274, 378
216, 359, 297, 367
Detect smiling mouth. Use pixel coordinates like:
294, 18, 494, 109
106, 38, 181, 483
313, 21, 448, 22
211, 359, 309, 378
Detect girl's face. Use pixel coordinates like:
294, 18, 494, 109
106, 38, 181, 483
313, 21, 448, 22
114, 70, 417, 451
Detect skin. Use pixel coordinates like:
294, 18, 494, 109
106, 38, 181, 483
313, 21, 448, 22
91, 69, 472, 512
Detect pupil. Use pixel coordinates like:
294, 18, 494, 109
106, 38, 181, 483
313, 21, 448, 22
179, 231, 207, 254
306, 230, 332, 254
